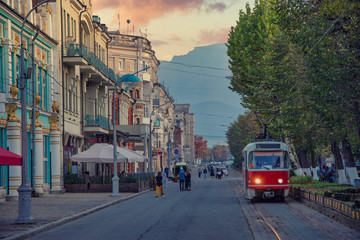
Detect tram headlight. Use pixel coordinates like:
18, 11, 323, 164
278, 178, 283, 184
255, 178, 261, 184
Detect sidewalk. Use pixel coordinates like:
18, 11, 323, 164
0, 191, 148, 239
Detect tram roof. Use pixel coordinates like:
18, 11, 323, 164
242, 141, 288, 152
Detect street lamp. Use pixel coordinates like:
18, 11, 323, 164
111, 67, 149, 196
149, 101, 172, 173
17, 0, 51, 224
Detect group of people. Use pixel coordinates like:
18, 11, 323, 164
198, 168, 208, 179
179, 167, 191, 191
319, 165, 336, 183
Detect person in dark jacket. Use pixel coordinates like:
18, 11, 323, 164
179, 167, 185, 191
203, 168, 208, 179
155, 172, 164, 198
185, 170, 191, 191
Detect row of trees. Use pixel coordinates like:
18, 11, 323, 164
226, 0, 360, 184
194, 136, 231, 162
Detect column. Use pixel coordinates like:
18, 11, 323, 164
34, 126, 44, 195
7, 121, 21, 198
49, 102, 61, 192
6, 86, 21, 198
50, 129, 61, 192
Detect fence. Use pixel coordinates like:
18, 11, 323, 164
291, 187, 360, 221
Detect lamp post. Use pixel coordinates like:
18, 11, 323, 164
111, 67, 149, 196
149, 101, 172, 173
17, 0, 51, 224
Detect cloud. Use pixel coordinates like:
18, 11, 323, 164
93, 0, 205, 26
151, 40, 167, 47
170, 34, 182, 41
205, 2, 227, 13
197, 28, 230, 44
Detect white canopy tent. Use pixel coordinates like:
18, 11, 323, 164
117, 146, 148, 163
70, 143, 145, 163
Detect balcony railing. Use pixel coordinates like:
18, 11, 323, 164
64, 43, 121, 83
85, 115, 109, 129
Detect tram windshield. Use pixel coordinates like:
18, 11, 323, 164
248, 151, 288, 170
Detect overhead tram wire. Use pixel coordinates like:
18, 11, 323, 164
160, 61, 230, 72
158, 67, 226, 79
193, 112, 234, 119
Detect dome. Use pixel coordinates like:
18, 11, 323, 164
120, 74, 141, 82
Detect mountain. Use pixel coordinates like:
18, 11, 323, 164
158, 43, 244, 146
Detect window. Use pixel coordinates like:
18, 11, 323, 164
118, 59, 125, 71
73, 20, 76, 40
67, 14, 70, 36
130, 60, 135, 72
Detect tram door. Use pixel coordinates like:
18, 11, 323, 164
243, 152, 248, 189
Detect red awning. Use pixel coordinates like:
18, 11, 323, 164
0, 147, 22, 166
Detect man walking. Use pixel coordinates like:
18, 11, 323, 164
203, 168, 207, 179
179, 167, 185, 191
155, 172, 164, 198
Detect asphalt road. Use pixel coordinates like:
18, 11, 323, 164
29, 169, 360, 240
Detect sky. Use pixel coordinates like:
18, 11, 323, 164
93, 0, 254, 61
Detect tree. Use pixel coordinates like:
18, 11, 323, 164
194, 136, 209, 161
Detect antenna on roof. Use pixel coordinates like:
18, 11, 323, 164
118, 14, 120, 34
126, 19, 130, 34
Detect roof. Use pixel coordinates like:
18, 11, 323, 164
121, 74, 141, 82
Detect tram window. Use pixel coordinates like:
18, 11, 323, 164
248, 152, 254, 169
283, 151, 289, 168
254, 151, 283, 169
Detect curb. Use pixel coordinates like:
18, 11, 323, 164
5, 190, 150, 240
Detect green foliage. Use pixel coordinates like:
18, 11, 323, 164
64, 174, 85, 184
289, 169, 296, 178
226, 0, 360, 169
290, 176, 313, 184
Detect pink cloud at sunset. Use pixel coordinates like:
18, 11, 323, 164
93, 0, 205, 26
206, 2, 227, 13
197, 28, 230, 45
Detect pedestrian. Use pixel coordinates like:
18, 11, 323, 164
162, 171, 167, 188
203, 168, 207, 179
85, 171, 90, 190
155, 171, 164, 198
217, 168, 222, 180
185, 170, 191, 191
210, 167, 215, 179
164, 167, 169, 178
198, 168, 202, 178
179, 167, 185, 191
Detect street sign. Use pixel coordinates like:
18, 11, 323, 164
174, 149, 179, 155
158, 152, 162, 155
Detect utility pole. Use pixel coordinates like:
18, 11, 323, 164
17, 0, 51, 224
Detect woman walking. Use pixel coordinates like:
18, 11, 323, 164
185, 170, 191, 191
155, 172, 164, 198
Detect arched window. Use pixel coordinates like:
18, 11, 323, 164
135, 118, 140, 125
134, 89, 139, 99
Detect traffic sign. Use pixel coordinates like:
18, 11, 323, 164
174, 149, 179, 155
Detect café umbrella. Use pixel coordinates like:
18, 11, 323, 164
0, 147, 22, 166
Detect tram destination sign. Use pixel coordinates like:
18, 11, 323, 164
256, 143, 280, 149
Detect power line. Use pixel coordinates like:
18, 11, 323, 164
159, 67, 227, 79
193, 112, 234, 119
160, 61, 230, 71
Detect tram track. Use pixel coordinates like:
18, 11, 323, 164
232, 178, 283, 240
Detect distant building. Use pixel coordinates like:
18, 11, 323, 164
174, 104, 194, 163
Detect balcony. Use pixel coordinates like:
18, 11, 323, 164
63, 43, 122, 84
84, 114, 109, 134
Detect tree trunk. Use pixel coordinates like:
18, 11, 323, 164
284, 138, 304, 176
299, 149, 311, 176
342, 138, 359, 185
310, 150, 319, 180
331, 139, 347, 184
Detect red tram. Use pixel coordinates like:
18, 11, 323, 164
242, 141, 290, 201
